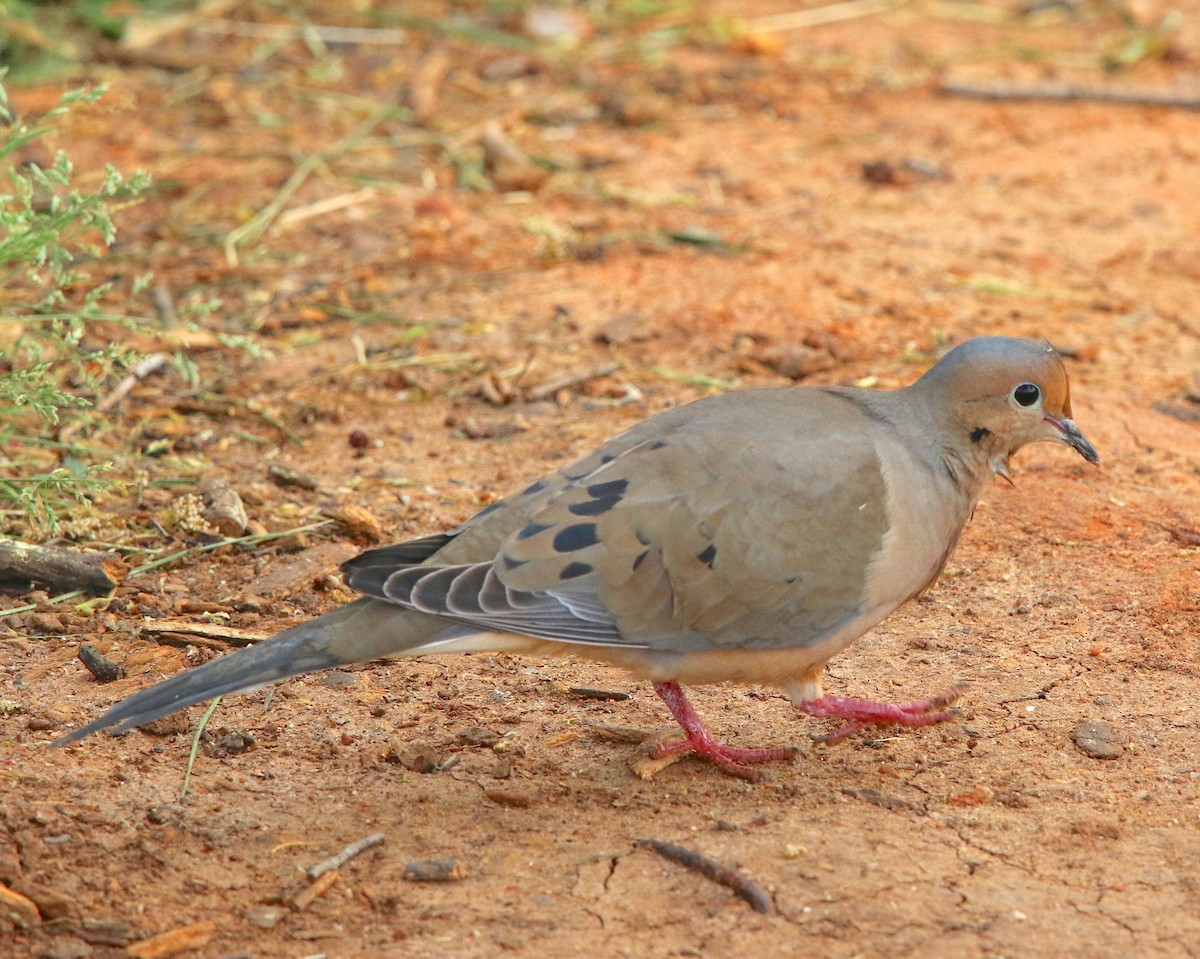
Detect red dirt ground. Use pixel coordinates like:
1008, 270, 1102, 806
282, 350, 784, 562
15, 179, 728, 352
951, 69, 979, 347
4, 2, 1200, 957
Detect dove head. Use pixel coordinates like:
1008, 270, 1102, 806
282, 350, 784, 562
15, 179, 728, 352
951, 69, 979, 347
912, 336, 1099, 481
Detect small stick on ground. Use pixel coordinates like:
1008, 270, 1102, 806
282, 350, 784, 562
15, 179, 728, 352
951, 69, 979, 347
402, 858, 467, 882
126, 920, 216, 959
0, 541, 125, 594
409, 47, 451, 122
567, 686, 631, 701
745, 0, 903, 32
307, 832, 386, 880
96, 353, 170, 412
638, 838, 775, 915
143, 620, 270, 648
293, 869, 340, 911
940, 80, 1200, 111
78, 645, 122, 683
525, 362, 619, 401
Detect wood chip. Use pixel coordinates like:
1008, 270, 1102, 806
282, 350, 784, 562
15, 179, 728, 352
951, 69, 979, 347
480, 122, 550, 192
200, 478, 249, 536
631, 749, 688, 780
78, 644, 123, 683
321, 503, 384, 541
77, 917, 133, 946
567, 686, 630, 700
126, 920, 216, 959
840, 787, 922, 813
402, 858, 467, 882
0, 540, 125, 594
249, 541, 358, 598
593, 312, 650, 345
268, 464, 321, 491
142, 620, 270, 648
293, 870, 339, 911
483, 786, 537, 808
409, 47, 451, 122
584, 721, 659, 743
7, 879, 75, 921
0, 882, 40, 928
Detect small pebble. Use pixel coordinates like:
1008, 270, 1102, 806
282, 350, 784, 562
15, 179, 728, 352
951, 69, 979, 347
243, 905, 286, 929
1072, 720, 1123, 760
320, 671, 360, 689
457, 726, 500, 747
403, 858, 466, 882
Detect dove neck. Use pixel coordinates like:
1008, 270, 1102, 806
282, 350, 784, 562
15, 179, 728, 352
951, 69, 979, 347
896, 379, 1006, 494
837, 385, 999, 500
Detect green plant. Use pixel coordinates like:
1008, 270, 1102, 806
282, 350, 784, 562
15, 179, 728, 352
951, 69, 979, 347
0, 80, 152, 535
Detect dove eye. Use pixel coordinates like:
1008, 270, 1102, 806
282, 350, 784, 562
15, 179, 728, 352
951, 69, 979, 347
1012, 382, 1041, 407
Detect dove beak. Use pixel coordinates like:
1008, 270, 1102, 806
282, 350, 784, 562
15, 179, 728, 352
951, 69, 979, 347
1045, 416, 1099, 465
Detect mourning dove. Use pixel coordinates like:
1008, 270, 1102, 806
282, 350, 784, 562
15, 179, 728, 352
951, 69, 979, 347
54, 336, 1098, 777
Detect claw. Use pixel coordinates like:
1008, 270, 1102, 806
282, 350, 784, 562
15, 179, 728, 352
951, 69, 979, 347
652, 681, 799, 779
799, 684, 967, 744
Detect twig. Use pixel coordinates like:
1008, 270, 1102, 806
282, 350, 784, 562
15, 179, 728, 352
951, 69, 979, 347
940, 80, 1200, 110
638, 838, 775, 914
96, 353, 171, 412
409, 47, 451, 122
180, 696, 222, 803
225, 99, 401, 265
307, 832, 386, 879
192, 19, 409, 45
122, 0, 240, 49
293, 869, 340, 910
143, 620, 270, 648
525, 363, 619, 401
275, 187, 378, 229
78, 645, 122, 683
744, 0, 904, 32
126, 921, 216, 959
0, 541, 125, 594
128, 521, 334, 577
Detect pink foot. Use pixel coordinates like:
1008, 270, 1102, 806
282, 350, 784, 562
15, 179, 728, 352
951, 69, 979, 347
798, 684, 966, 744
652, 681, 799, 780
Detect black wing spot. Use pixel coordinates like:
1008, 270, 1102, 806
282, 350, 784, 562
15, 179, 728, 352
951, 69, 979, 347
632, 549, 649, 571
635, 529, 651, 546
648, 440, 667, 451
500, 554, 527, 571
587, 478, 628, 499
522, 479, 547, 495
970, 426, 991, 443
697, 544, 717, 568
560, 561, 593, 580
568, 496, 621, 516
553, 523, 600, 553
517, 522, 554, 540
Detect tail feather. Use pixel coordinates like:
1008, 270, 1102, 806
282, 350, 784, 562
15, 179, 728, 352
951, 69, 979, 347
53, 598, 438, 746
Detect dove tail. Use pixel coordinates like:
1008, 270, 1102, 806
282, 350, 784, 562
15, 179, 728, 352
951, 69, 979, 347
52, 598, 439, 746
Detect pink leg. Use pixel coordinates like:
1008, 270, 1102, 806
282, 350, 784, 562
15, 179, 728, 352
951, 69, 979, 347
652, 681, 798, 779
797, 684, 966, 744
